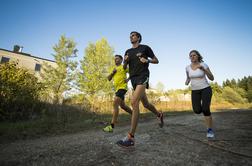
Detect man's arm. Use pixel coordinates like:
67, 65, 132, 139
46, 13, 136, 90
148, 55, 159, 64
123, 54, 129, 69
139, 55, 159, 64
107, 68, 116, 81
139, 46, 159, 64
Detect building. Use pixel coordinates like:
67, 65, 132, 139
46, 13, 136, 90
0, 45, 56, 78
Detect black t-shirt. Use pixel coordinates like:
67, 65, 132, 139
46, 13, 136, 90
125, 44, 155, 78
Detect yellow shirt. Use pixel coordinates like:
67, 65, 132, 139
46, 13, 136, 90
110, 65, 128, 91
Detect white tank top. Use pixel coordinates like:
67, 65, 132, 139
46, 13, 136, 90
186, 62, 210, 90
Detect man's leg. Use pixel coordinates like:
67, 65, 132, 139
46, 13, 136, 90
141, 91, 159, 116
111, 96, 120, 125
115, 89, 132, 114
141, 91, 164, 128
119, 99, 132, 115
116, 85, 145, 147
129, 85, 146, 136
103, 97, 120, 132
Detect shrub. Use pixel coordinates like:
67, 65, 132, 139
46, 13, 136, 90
222, 86, 247, 104
0, 62, 43, 121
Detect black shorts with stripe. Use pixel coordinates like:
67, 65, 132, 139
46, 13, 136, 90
130, 75, 149, 90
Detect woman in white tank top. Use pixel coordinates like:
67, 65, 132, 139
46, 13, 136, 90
185, 50, 215, 139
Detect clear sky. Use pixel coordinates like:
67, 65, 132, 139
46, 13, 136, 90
1, 0, 252, 90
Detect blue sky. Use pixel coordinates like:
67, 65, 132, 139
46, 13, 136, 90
1, 0, 252, 90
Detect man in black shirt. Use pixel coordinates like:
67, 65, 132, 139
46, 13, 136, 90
116, 31, 164, 148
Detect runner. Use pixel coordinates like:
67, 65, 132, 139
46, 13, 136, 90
116, 31, 164, 148
185, 50, 215, 139
103, 55, 132, 132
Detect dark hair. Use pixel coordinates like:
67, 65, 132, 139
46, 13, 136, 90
189, 50, 204, 62
115, 54, 123, 60
130, 31, 142, 43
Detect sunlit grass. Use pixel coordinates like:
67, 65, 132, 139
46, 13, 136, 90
0, 100, 251, 143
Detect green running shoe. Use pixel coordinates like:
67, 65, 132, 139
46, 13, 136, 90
103, 125, 113, 132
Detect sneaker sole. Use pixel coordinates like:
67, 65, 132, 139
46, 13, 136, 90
102, 129, 113, 132
116, 142, 135, 149
207, 136, 215, 140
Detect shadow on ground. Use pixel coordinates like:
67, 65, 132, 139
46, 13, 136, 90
0, 110, 251, 166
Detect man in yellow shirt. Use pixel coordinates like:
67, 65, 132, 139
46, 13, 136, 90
103, 55, 132, 132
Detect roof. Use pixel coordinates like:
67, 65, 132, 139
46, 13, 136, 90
0, 48, 56, 63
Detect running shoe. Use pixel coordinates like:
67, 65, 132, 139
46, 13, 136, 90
116, 133, 135, 148
103, 125, 113, 132
207, 128, 215, 139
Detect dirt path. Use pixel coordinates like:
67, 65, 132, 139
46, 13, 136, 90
1, 110, 252, 166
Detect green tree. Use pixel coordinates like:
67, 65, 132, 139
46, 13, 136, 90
237, 76, 252, 102
230, 79, 237, 88
210, 82, 223, 94
247, 89, 252, 102
223, 79, 238, 88
41, 35, 78, 104
238, 76, 248, 91
245, 76, 252, 102
78, 38, 114, 110
223, 79, 230, 87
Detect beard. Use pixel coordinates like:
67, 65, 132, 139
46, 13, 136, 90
131, 40, 137, 44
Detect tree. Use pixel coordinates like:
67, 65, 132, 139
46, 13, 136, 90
238, 76, 248, 91
223, 79, 230, 87
247, 89, 252, 103
41, 35, 78, 104
210, 82, 223, 94
78, 38, 114, 110
237, 76, 252, 102
156, 81, 165, 94
230, 79, 237, 88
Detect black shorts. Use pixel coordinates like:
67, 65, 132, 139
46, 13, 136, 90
131, 75, 149, 90
115, 89, 127, 100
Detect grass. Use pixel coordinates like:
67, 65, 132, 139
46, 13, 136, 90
0, 101, 251, 144
0, 109, 188, 144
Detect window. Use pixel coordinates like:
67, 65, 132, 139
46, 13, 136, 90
1, 57, 10, 63
35, 63, 41, 72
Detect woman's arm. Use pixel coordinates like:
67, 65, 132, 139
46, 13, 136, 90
185, 71, 191, 85
199, 65, 214, 81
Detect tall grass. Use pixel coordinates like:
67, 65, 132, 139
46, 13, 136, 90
1, 99, 251, 143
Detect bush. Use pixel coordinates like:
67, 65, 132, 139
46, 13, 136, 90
0, 62, 43, 121
222, 86, 247, 104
